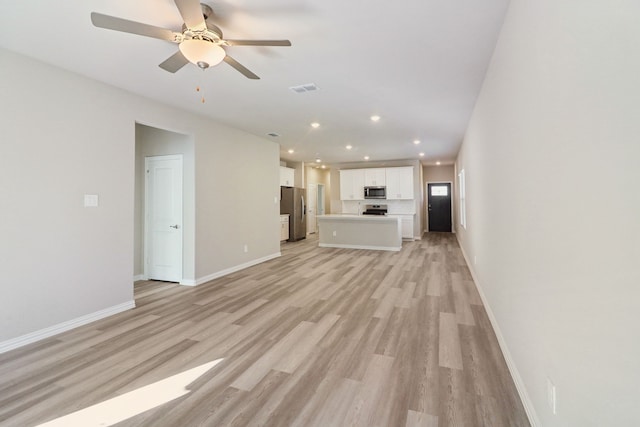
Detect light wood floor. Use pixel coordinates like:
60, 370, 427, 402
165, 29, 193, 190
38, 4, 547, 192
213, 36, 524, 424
0, 233, 530, 427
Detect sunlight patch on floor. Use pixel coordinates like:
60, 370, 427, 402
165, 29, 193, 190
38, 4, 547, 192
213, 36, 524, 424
36, 359, 223, 427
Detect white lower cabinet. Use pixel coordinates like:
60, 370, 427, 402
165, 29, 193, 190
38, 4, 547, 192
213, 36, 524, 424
389, 214, 414, 240
401, 217, 413, 240
280, 215, 290, 241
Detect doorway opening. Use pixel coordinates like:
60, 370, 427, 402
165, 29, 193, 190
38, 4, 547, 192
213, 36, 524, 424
134, 123, 194, 285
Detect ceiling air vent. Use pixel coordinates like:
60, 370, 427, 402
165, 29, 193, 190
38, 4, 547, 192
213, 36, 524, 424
289, 83, 319, 93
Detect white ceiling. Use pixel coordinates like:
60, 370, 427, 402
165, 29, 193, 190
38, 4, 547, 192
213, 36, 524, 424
0, 0, 509, 167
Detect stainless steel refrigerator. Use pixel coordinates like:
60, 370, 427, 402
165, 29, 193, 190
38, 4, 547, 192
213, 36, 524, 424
280, 187, 306, 241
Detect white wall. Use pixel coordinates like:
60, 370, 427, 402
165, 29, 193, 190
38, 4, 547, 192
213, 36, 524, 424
455, 1, 640, 426
0, 48, 281, 344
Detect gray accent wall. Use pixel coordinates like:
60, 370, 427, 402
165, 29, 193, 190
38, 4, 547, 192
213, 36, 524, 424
455, 0, 640, 425
0, 48, 280, 343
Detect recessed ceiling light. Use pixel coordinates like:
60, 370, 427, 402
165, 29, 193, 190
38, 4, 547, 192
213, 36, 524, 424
370, 115, 380, 122
436, 161, 441, 165
311, 122, 320, 128
288, 149, 294, 154
419, 152, 425, 157
413, 140, 421, 145
315, 158, 321, 163
346, 145, 352, 150
321, 165, 326, 169
364, 156, 370, 160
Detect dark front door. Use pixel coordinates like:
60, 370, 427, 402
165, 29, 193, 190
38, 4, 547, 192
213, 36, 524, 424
428, 183, 452, 232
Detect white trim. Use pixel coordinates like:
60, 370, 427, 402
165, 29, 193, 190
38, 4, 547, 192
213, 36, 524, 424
458, 170, 466, 229
133, 274, 147, 282
318, 243, 401, 252
189, 252, 282, 287
0, 301, 136, 354
456, 235, 540, 427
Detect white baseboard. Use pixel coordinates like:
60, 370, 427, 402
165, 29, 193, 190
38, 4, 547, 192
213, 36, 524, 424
0, 300, 136, 354
133, 274, 146, 282
191, 252, 282, 286
455, 235, 540, 427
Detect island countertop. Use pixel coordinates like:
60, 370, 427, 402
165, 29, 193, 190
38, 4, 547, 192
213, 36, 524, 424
317, 214, 399, 221
316, 214, 402, 251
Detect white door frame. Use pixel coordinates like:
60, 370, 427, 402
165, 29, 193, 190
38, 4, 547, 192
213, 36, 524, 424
317, 183, 325, 216
144, 154, 183, 282
307, 183, 317, 234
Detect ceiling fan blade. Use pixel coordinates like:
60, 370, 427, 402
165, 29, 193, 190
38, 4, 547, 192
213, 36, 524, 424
223, 55, 260, 79
91, 12, 179, 42
159, 51, 190, 73
174, 0, 207, 31
225, 39, 292, 47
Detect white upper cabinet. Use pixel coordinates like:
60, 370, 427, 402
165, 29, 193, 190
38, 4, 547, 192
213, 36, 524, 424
385, 167, 414, 200
280, 166, 295, 187
364, 168, 386, 186
340, 169, 365, 200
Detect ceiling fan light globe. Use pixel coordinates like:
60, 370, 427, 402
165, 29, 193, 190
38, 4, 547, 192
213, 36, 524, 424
179, 39, 225, 68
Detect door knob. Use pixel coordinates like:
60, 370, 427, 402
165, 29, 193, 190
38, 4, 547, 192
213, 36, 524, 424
169, 224, 180, 229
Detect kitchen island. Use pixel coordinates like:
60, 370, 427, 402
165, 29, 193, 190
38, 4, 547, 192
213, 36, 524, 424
316, 214, 402, 251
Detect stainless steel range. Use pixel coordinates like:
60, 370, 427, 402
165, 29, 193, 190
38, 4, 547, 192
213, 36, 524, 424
362, 204, 388, 215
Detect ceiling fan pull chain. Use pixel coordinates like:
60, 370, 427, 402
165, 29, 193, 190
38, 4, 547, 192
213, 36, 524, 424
196, 69, 207, 104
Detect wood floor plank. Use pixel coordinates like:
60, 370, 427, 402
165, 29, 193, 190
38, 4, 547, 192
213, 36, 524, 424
439, 312, 464, 370
230, 321, 315, 391
0, 233, 530, 427
344, 353, 395, 426
273, 313, 340, 373
296, 377, 361, 427
406, 410, 439, 427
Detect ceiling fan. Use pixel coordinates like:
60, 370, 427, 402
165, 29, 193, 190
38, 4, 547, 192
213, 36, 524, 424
91, 0, 291, 79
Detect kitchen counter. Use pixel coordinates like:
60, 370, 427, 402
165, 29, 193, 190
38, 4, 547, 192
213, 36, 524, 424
316, 214, 402, 251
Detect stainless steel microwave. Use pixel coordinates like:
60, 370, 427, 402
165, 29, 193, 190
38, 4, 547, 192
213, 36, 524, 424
364, 186, 386, 199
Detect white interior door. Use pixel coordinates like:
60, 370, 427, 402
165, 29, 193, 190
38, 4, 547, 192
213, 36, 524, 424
307, 183, 317, 234
145, 155, 183, 282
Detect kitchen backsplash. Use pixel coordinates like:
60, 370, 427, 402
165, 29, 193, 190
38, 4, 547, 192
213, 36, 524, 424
341, 199, 416, 215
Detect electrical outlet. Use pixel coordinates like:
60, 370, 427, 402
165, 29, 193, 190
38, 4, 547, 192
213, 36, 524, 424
332, 231, 337, 237
547, 378, 557, 415
243, 244, 248, 253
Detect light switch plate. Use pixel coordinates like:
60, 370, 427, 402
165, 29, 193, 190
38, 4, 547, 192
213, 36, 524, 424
84, 194, 99, 207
